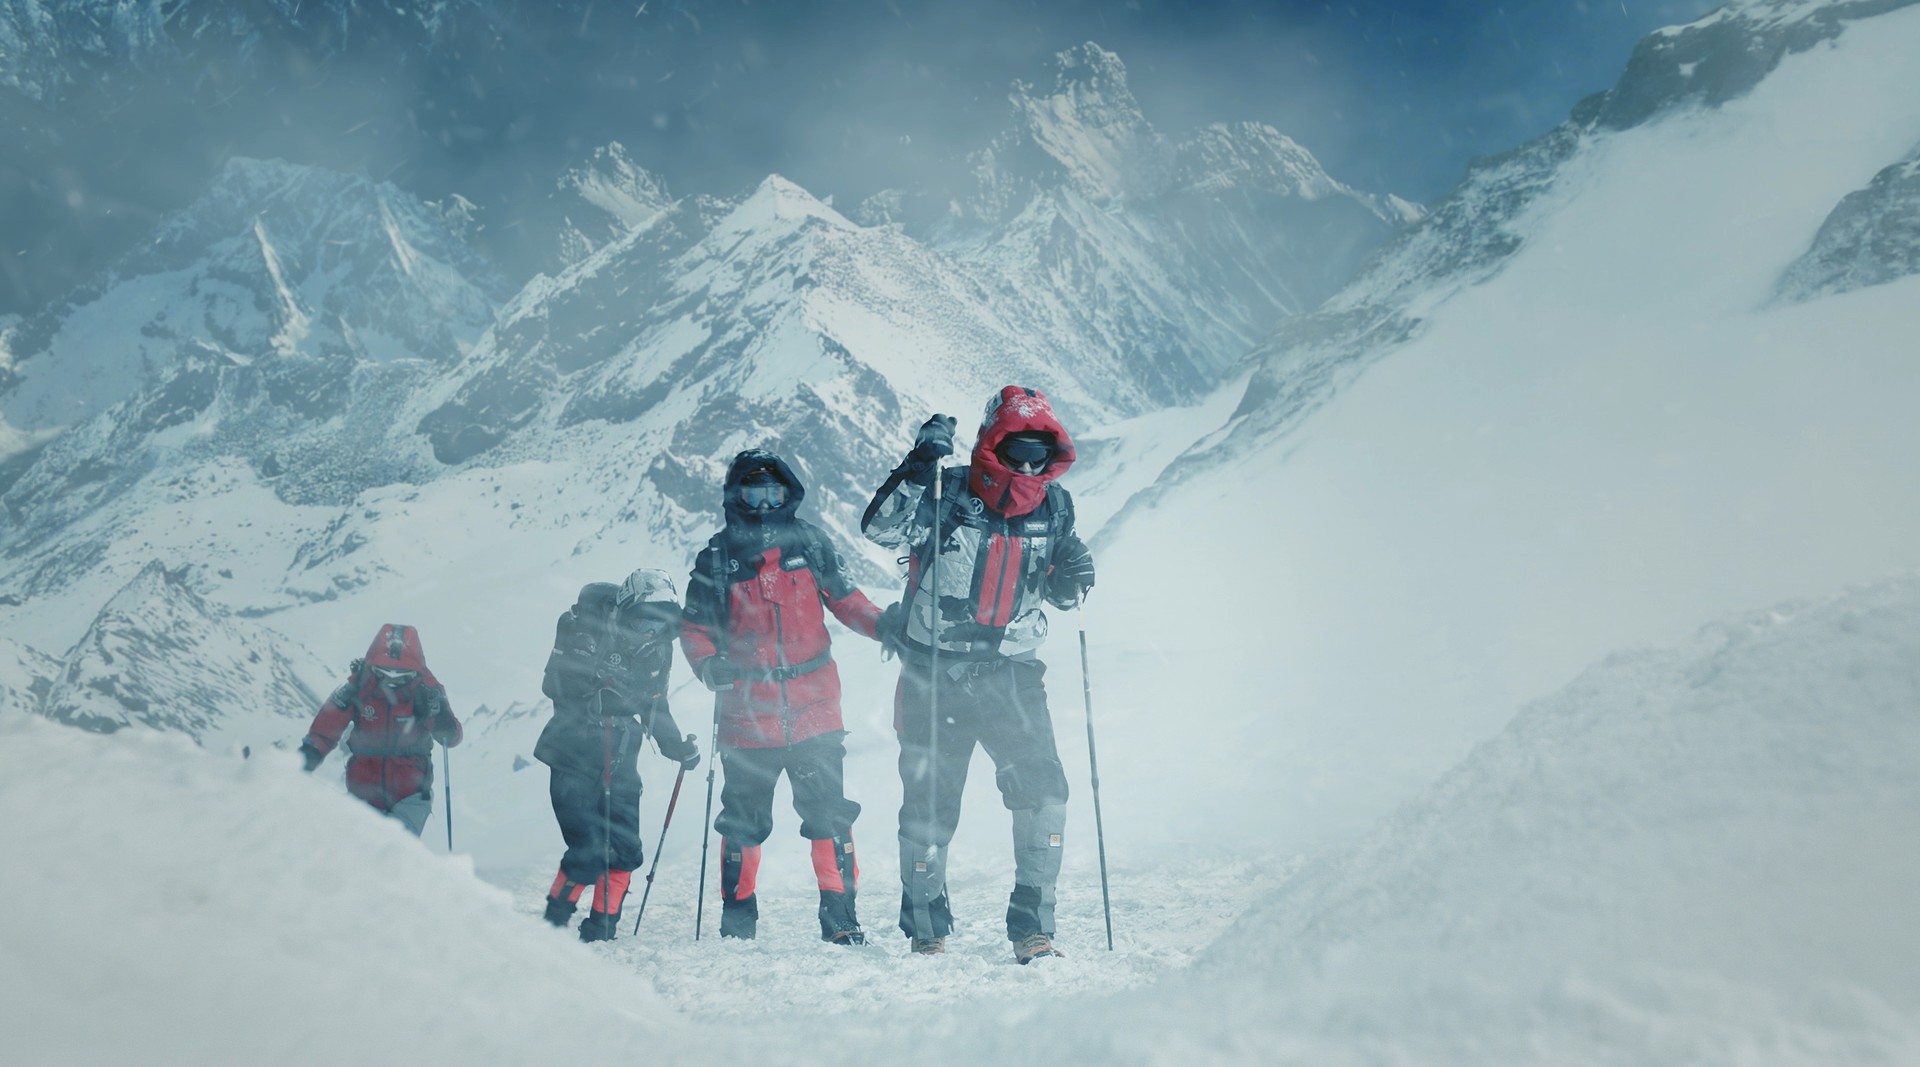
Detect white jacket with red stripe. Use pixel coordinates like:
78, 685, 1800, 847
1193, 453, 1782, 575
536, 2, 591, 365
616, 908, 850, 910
862, 463, 1079, 663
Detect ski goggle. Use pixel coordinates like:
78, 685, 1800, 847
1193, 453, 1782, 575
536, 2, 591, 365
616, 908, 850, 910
740, 481, 787, 510
371, 665, 419, 687
633, 617, 673, 644
997, 436, 1055, 474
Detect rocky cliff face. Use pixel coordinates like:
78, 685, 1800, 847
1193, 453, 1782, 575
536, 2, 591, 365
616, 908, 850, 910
39, 561, 322, 747
1774, 147, 1920, 301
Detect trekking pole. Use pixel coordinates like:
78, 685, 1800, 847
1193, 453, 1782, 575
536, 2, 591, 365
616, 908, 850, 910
925, 462, 942, 861
1077, 600, 1114, 951
631, 736, 693, 935
693, 699, 723, 940
599, 690, 614, 925
441, 741, 454, 851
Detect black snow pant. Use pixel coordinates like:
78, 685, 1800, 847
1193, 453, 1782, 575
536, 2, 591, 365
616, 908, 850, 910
713, 731, 862, 940
895, 655, 1069, 942
550, 768, 643, 885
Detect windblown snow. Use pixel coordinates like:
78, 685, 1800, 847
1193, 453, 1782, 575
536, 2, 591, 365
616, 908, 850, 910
4, 1, 1920, 1064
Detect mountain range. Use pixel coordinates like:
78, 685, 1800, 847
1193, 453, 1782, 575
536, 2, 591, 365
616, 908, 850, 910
1, 36, 1413, 724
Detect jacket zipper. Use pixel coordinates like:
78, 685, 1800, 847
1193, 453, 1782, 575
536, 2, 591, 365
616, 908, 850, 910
773, 599, 793, 745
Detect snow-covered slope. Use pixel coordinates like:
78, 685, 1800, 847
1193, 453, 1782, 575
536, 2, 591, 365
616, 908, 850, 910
911, 576, 1920, 1067
0, 155, 509, 438
0, 712, 695, 1067
1091, 0, 1920, 851
0, 633, 56, 714
8, 575, 1916, 1066
38, 560, 325, 750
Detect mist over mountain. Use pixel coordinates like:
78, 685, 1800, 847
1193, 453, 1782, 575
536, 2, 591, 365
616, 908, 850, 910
4, 2, 1920, 1063
0, 0, 1722, 318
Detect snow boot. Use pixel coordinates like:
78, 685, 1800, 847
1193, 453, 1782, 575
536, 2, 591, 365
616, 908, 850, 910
544, 870, 589, 927
578, 910, 621, 942
910, 936, 946, 955
1014, 932, 1062, 964
814, 835, 864, 945
897, 835, 954, 941
719, 897, 758, 940
720, 839, 761, 940
1007, 806, 1064, 939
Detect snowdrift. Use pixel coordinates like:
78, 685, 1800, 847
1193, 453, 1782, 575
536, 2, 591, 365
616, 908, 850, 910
888, 576, 1920, 1066
9, 575, 1915, 1065
0, 718, 695, 1066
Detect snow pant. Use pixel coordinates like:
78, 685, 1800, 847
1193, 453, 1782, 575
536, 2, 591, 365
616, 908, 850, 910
345, 754, 433, 836
894, 656, 1068, 942
712, 731, 862, 940
549, 768, 641, 919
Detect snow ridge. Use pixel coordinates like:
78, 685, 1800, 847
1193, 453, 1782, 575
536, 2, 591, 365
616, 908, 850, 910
39, 560, 324, 748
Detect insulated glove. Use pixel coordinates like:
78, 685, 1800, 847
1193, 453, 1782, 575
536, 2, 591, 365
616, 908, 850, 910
657, 732, 702, 771
909, 414, 957, 463
1047, 535, 1096, 607
698, 656, 742, 691
877, 602, 909, 661
904, 414, 958, 483
299, 741, 325, 773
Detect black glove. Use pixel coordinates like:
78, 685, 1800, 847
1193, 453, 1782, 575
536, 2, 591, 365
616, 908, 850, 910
877, 602, 908, 661
299, 741, 325, 773
905, 414, 957, 482
1047, 535, 1096, 607
698, 657, 742, 691
657, 732, 702, 770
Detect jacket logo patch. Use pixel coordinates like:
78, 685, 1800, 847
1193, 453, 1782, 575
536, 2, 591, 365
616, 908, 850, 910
1024, 521, 1049, 534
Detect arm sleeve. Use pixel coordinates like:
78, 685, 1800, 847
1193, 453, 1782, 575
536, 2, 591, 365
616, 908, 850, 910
809, 530, 883, 640
680, 546, 723, 671
303, 688, 356, 757
861, 464, 935, 551
826, 588, 883, 641
647, 697, 686, 747
428, 688, 463, 748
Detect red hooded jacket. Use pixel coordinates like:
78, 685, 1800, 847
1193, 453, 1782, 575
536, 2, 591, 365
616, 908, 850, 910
304, 624, 462, 810
680, 450, 882, 748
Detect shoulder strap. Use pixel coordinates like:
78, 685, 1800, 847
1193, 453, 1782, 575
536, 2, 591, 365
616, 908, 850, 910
1045, 483, 1074, 543
933, 467, 969, 550
706, 533, 731, 635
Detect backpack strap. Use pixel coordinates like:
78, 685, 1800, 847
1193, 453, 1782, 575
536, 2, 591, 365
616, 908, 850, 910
330, 658, 369, 712
1045, 483, 1075, 545
705, 532, 732, 636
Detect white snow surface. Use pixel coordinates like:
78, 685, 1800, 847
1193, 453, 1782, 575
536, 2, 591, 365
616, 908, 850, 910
5, 3, 1920, 1063
1097, 0, 1920, 853
5, 573, 1917, 1065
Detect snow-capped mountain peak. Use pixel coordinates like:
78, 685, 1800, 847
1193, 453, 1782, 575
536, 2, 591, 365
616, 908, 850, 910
1006, 42, 1168, 205
0, 156, 510, 438
550, 142, 675, 269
